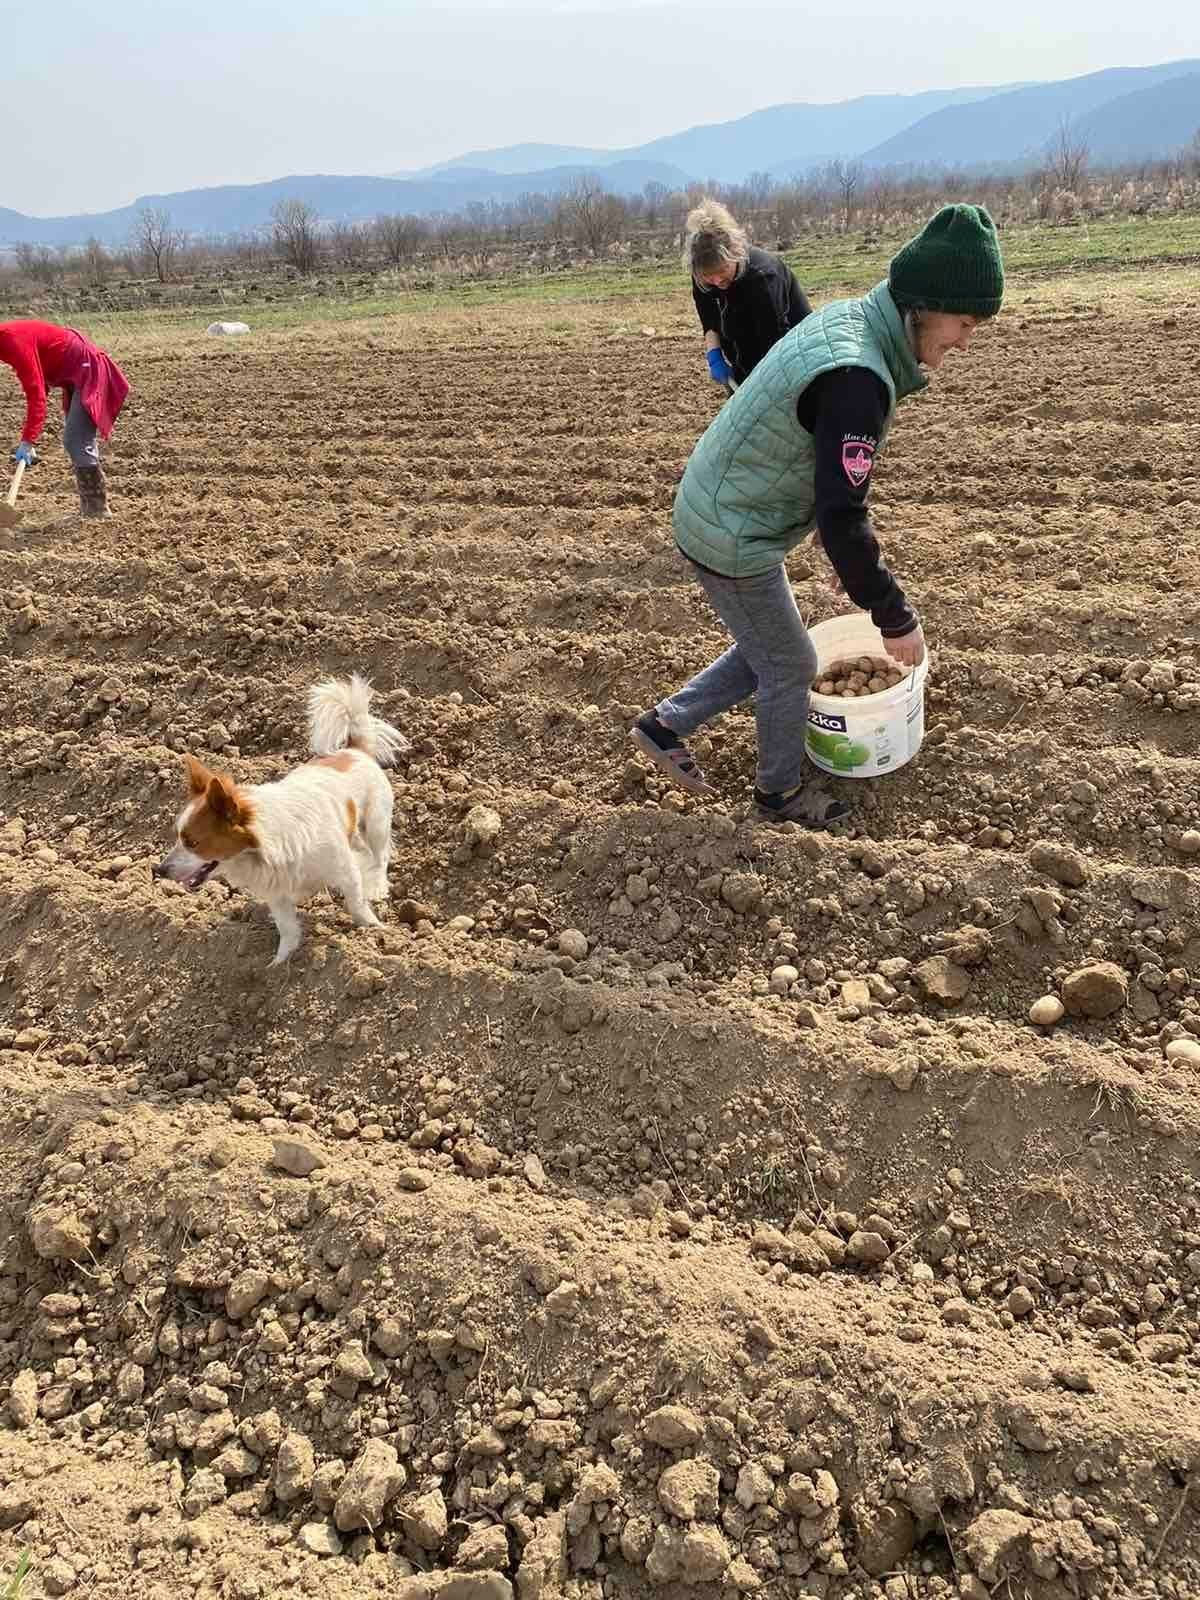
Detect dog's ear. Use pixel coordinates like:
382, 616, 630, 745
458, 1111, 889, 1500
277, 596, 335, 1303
206, 773, 248, 826
183, 754, 210, 796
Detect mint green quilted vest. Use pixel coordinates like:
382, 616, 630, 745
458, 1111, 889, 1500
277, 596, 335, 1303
673, 281, 927, 577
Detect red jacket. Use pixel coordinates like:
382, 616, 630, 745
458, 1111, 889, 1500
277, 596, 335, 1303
0, 319, 130, 444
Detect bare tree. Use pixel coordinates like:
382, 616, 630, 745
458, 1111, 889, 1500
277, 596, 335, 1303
82, 237, 112, 285
866, 170, 896, 229
512, 190, 554, 235
825, 158, 864, 230
744, 170, 774, 208
328, 219, 371, 268
1185, 126, 1200, 177
271, 198, 322, 275
14, 243, 62, 286
641, 179, 670, 229
226, 229, 271, 270
774, 181, 808, 245
374, 212, 425, 267
133, 207, 182, 282
431, 214, 470, 260
182, 235, 212, 275
557, 174, 627, 256
462, 201, 493, 253
1044, 116, 1089, 190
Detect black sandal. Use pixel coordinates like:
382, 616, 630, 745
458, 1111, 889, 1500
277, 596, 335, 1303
630, 716, 715, 797
754, 782, 850, 829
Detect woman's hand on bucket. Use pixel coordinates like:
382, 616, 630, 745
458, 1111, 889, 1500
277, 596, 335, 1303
884, 625, 926, 668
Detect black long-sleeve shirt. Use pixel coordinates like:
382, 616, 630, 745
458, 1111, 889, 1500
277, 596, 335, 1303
692, 247, 812, 382
798, 367, 917, 638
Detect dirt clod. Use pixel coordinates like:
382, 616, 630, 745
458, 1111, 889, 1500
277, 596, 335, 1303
298, 1521, 344, 1557
271, 1137, 326, 1176
1061, 961, 1128, 1018
7, 1369, 38, 1429
913, 955, 972, 1005
333, 1439, 406, 1532
658, 1458, 721, 1521
1029, 840, 1088, 886
274, 1432, 317, 1504
644, 1404, 704, 1448
29, 1208, 92, 1261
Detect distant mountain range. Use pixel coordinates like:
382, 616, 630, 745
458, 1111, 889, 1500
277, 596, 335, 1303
2, 60, 1197, 248
0, 162, 690, 250
397, 84, 1020, 183
864, 60, 1200, 168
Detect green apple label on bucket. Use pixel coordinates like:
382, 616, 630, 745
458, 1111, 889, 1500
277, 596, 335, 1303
806, 727, 872, 769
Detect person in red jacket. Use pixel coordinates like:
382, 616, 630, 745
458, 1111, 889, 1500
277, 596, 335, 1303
0, 320, 130, 519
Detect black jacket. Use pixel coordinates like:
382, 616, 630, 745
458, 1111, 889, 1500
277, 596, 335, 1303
797, 366, 917, 639
692, 247, 812, 382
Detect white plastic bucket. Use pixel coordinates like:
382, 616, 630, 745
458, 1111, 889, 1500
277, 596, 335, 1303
805, 614, 929, 779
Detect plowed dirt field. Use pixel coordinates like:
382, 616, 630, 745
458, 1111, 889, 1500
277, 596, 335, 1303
1, 266, 1199, 1600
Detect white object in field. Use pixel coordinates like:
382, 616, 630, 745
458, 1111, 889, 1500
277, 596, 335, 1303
206, 321, 251, 335
805, 613, 930, 779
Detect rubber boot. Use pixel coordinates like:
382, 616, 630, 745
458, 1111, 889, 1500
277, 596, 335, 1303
75, 464, 111, 520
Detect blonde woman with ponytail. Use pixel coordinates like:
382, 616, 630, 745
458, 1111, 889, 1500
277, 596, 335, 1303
686, 198, 812, 388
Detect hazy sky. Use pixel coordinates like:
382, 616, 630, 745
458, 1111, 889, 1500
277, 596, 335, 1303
6, 0, 1199, 216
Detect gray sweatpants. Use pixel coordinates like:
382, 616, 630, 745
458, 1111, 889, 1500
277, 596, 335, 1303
655, 558, 818, 795
63, 389, 100, 469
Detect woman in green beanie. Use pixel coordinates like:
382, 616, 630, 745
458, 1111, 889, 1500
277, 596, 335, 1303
633, 204, 1003, 826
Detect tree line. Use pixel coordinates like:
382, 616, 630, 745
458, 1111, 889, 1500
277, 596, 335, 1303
7, 121, 1200, 290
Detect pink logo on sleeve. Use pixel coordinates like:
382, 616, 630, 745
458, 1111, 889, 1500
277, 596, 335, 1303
841, 437, 876, 488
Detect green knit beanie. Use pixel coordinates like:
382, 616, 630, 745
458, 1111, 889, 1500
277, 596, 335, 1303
888, 203, 1004, 318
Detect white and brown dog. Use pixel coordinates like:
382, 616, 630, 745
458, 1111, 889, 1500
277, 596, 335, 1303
154, 675, 408, 965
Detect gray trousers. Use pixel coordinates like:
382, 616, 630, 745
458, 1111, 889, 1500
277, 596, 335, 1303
63, 389, 100, 469
656, 558, 818, 795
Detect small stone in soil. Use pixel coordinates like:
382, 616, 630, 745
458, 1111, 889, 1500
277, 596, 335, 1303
1029, 995, 1065, 1027
298, 1522, 343, 1557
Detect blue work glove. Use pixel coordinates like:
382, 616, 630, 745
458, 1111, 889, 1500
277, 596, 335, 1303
12, 442, 36, 466
705, 349, 733, 385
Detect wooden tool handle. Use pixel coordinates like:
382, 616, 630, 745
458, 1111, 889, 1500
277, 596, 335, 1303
6, 461, 24, 507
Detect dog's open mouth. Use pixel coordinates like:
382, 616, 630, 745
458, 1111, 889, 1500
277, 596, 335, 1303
185, 861, 218, 892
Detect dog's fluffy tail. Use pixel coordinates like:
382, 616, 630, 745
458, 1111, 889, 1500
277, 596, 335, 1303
307, 675, 409, 768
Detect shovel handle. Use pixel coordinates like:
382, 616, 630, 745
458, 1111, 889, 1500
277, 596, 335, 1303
6, 461, 24, 507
